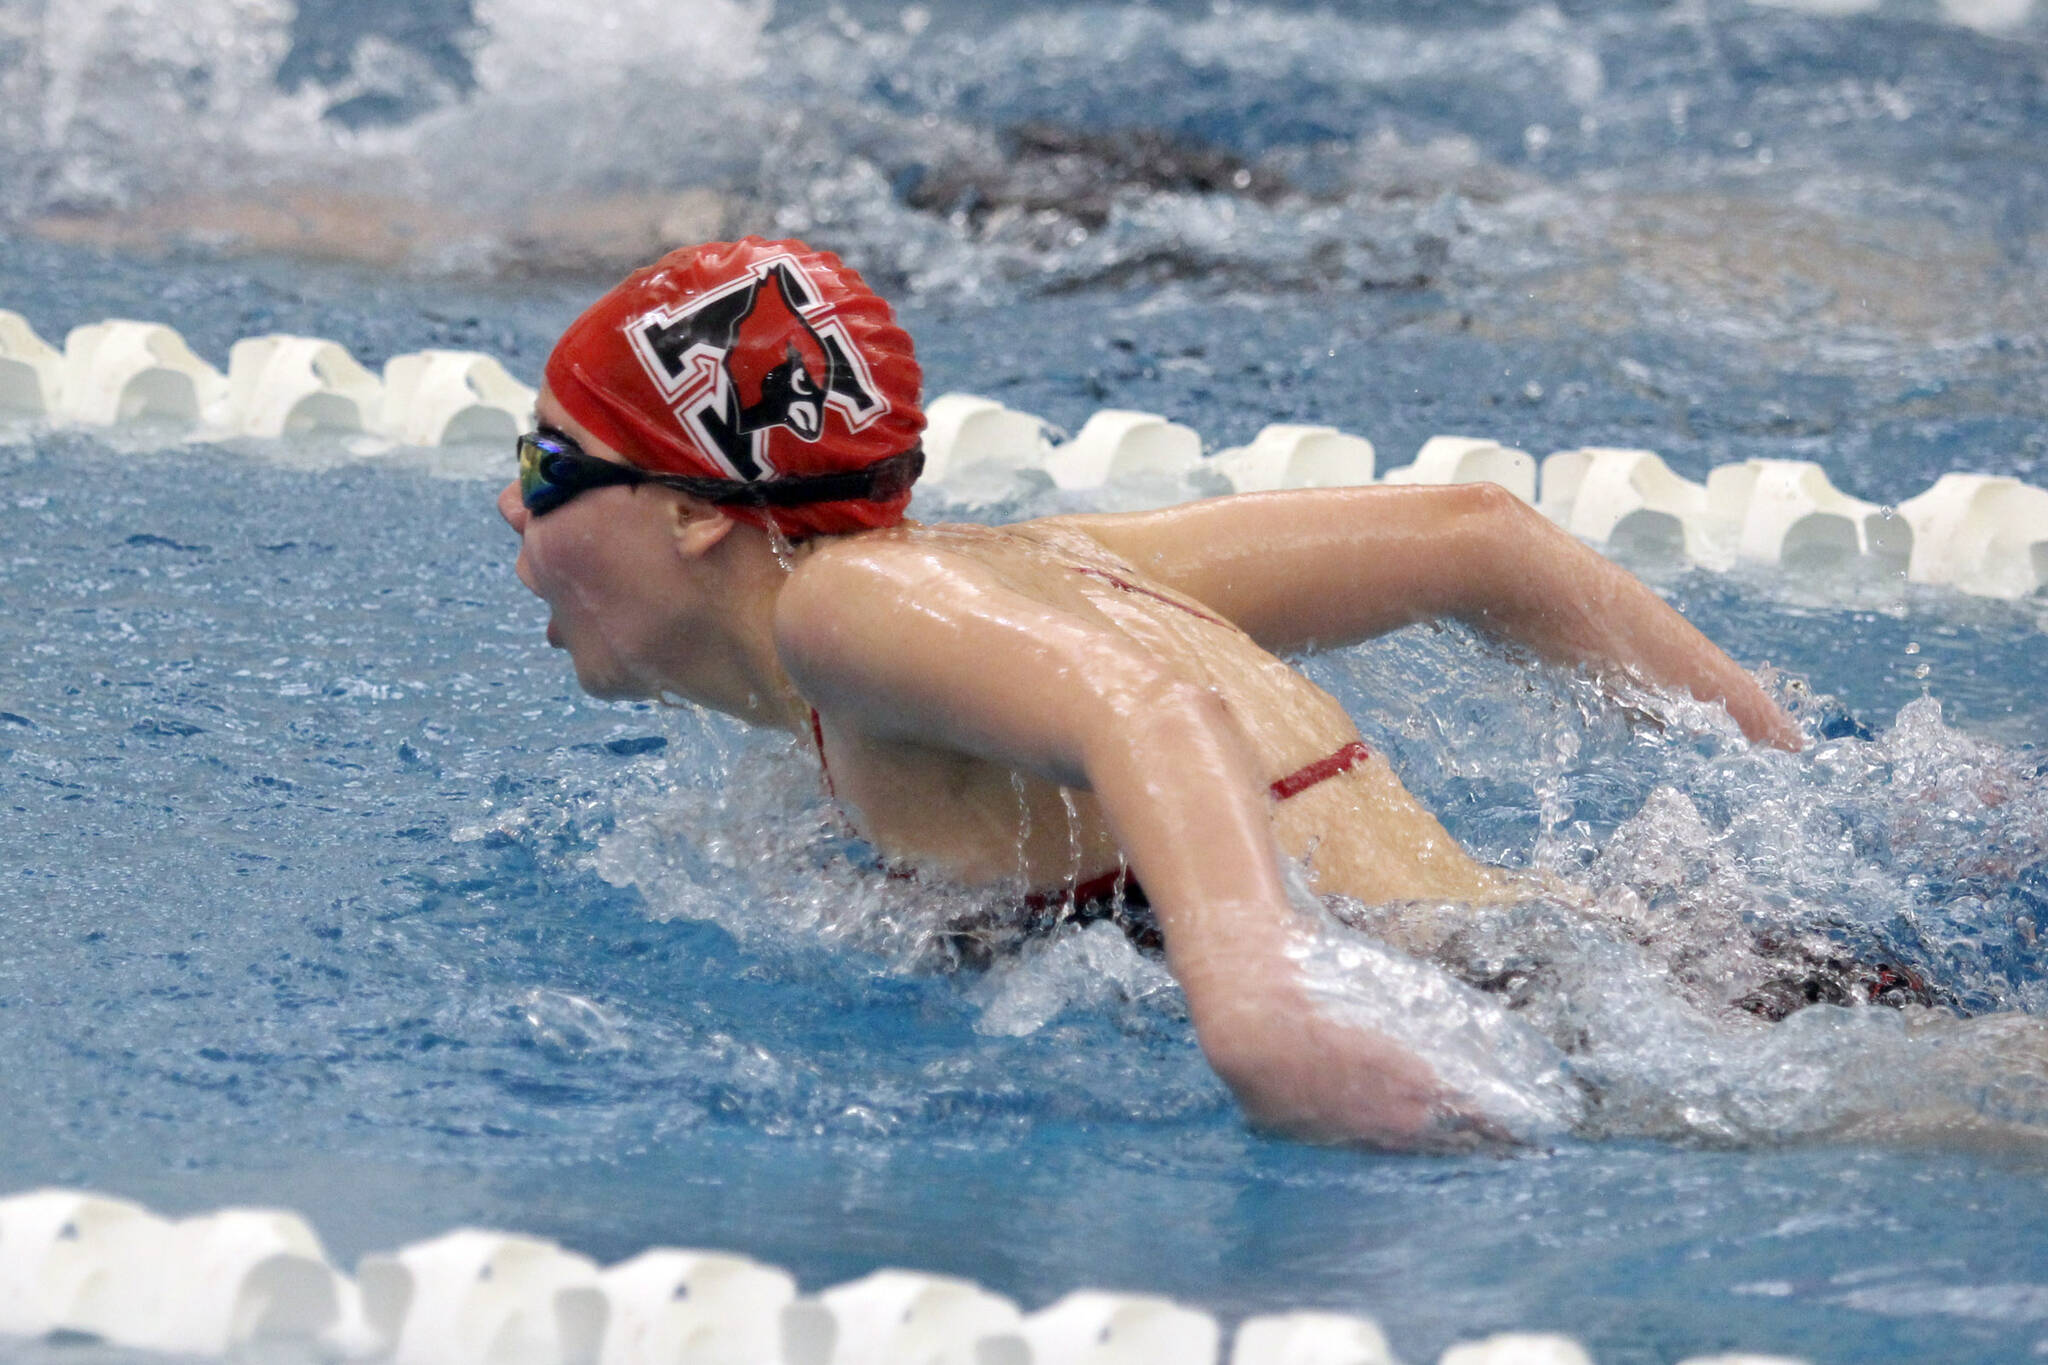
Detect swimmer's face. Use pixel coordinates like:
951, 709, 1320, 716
497, 389, 694, 700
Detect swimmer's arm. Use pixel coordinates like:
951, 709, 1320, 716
776, 547, 1485, 1149
1048, 483, 1802, 749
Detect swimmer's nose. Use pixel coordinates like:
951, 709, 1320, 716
497, 481, 528, 533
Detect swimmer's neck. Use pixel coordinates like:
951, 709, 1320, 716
646, 519, 816, 734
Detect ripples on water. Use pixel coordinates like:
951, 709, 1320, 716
4, 0, 2044, 306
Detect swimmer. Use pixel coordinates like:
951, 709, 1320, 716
497, 237, 1803, 1149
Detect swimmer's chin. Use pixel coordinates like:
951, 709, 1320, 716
572, 669, 652, 702
556, 643, 652, 702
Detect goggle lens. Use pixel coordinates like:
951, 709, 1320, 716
516, 431, 578, 515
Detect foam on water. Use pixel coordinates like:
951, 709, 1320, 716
0, 0, 771, 245
5, 0, 2044, 309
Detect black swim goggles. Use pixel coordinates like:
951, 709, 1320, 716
516, 426, 923, 518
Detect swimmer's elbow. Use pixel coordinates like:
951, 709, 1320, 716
1074, 673, 1240, 781
1141, 678, 1239, 744
1136, 675, 1239, 741
1444, 482, 1566, 610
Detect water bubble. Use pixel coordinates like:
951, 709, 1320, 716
514, 988, 628, 1058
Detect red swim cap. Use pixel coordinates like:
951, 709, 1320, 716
544, 238, 924, 538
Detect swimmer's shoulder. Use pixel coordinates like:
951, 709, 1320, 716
770, 522, 1153, 728
773, 519, 1142, 663
787, 518, 1135, 594
782, 521, 1009, 592
1008, 513, 1143, 564
772, 523, 1022, 655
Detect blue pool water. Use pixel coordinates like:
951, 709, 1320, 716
5, 0, 2048, 1361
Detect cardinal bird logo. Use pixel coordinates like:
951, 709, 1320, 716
626, 252, 888, 480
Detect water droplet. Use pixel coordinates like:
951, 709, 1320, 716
764, 523, 799, 574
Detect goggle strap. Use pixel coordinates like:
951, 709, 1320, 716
695, 445, 924, 509
525, 432, 923, 511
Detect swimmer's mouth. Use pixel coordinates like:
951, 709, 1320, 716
546, 617, 562, 648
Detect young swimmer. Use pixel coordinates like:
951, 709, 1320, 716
498, 237, 1805, 1149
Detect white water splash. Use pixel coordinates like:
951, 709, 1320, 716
0, 0, 774, 219
586, 651, 2048, 1147
0, 0, 304, 213
470, 0, 769, 91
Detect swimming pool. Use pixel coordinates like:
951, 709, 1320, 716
4, 0, 2048, 1360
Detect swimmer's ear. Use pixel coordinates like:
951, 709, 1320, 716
669, 498, 736, 560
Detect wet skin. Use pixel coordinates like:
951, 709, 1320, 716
499, 395, 1507, 906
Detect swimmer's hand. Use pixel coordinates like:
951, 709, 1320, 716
1186, 953, 1513, 1151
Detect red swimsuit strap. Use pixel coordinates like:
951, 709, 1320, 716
808, 706, 835, 798
1070, 565, 1233, 629
1267, 740, 1372, 800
